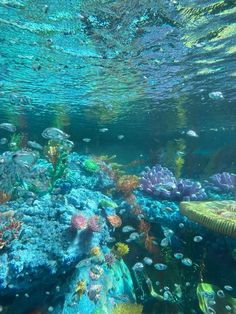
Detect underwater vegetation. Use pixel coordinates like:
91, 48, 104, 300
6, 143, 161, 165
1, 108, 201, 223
112, 303, 143, 314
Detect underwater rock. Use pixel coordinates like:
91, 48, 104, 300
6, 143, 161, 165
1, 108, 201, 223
55, 258, 136, 314
0, 186, 115, 296
180, 200, 236, 238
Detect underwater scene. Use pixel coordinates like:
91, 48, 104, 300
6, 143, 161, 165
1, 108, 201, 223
0, 0, 236, 313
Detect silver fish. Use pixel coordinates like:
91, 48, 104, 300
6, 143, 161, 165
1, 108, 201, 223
122, 225, 135, 233
0, 123, 16, 132
186, 130, 199, 138
27, 141, 43, 151
82, 138, 91, 143
13, 151, 37, 167
42, 127, 69, 140
0, 138, 7, 145
99, 128, 108, 133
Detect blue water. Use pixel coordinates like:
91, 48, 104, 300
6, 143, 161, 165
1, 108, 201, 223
0, 1, 236, 313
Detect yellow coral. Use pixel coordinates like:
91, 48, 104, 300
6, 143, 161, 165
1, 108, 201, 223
112, 303, 143, 314
90, 246, 101, 256
113, 242, 129, 258
75, 280, 86, 297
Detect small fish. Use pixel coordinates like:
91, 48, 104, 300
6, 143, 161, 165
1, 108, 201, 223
143, 257, 153, 266
193, 236, 203, 243
179, 223, 185, 229
181, 258, 192, 267
132, 262, 144, 272
0, 138, 7, 145
82, 138, 91, 143
209, 91, 224, 100
177, 151, 185, 157
0, 123, 16, 132
160, 238, 170, 247
224, 285, 233, 291
225, 305, 232, 311
42, 127, 69, 140
174, 253, 184, 260
128, 232, 140, 241
217, 290, 225, 298
186, 130, 199, 138
117, 135, 124, 140
163, 228, 174, 238
122, 225, 135, 233
154, 263, 168, 271
99, 128, 108, 133
27, 141, 43, 150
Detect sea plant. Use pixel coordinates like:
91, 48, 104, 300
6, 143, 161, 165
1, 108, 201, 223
44, 139, 71, 188
205, 172, 236, 193
83, 159, 100, 173
112, 242, 129, 259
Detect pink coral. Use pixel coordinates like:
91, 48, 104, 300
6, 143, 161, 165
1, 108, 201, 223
71, 215, 87, 230
87, 215, 103, 232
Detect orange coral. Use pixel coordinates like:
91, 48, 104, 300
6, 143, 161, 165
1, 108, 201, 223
116, 175, 139, 196
107, 215, 122, 228
139, 219, 159, 258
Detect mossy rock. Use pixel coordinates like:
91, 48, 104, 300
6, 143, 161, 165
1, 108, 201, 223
180, 200, 236, 238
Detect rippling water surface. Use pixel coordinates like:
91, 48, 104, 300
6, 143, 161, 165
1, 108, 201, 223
0, 0, 235, 141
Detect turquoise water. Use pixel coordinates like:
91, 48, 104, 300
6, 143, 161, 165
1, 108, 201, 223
0, 1, 236, 314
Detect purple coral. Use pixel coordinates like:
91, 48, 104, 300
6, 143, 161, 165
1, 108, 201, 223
206, 172, 236, 193
140, 164, 206, 201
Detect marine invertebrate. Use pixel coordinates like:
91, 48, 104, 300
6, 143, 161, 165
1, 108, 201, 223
104, 252, 116, 266
112, 242, 129, 259
180, 200, 236, 238
107, 215, 122, 228
83, 159, 100, 173
75, 280, 86, 297
71, 215, 87, 230
116, 175, 139, 196
112, 303, 143, 314
90, 246, 101, 256
88, 215, 103, 232
139, 219, 159, 257
206, 172, 236, 193
140, 164, 206, 201
88, 284, 102, 301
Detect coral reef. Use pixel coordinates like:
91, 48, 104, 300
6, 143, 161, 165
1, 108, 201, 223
206, 172, 236, 193
140, 164, 206, 201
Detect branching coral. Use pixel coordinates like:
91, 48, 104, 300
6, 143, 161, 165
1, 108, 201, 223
206, 172, 236, 193
140, 164, 206, 201
0, 211, 22, 249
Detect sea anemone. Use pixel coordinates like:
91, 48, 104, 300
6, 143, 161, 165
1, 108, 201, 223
90, 246, 101, 256
71, 215, 87, 230
107, 215, 122, 228
112, 242, 129, 258
88, 215, 103, 232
